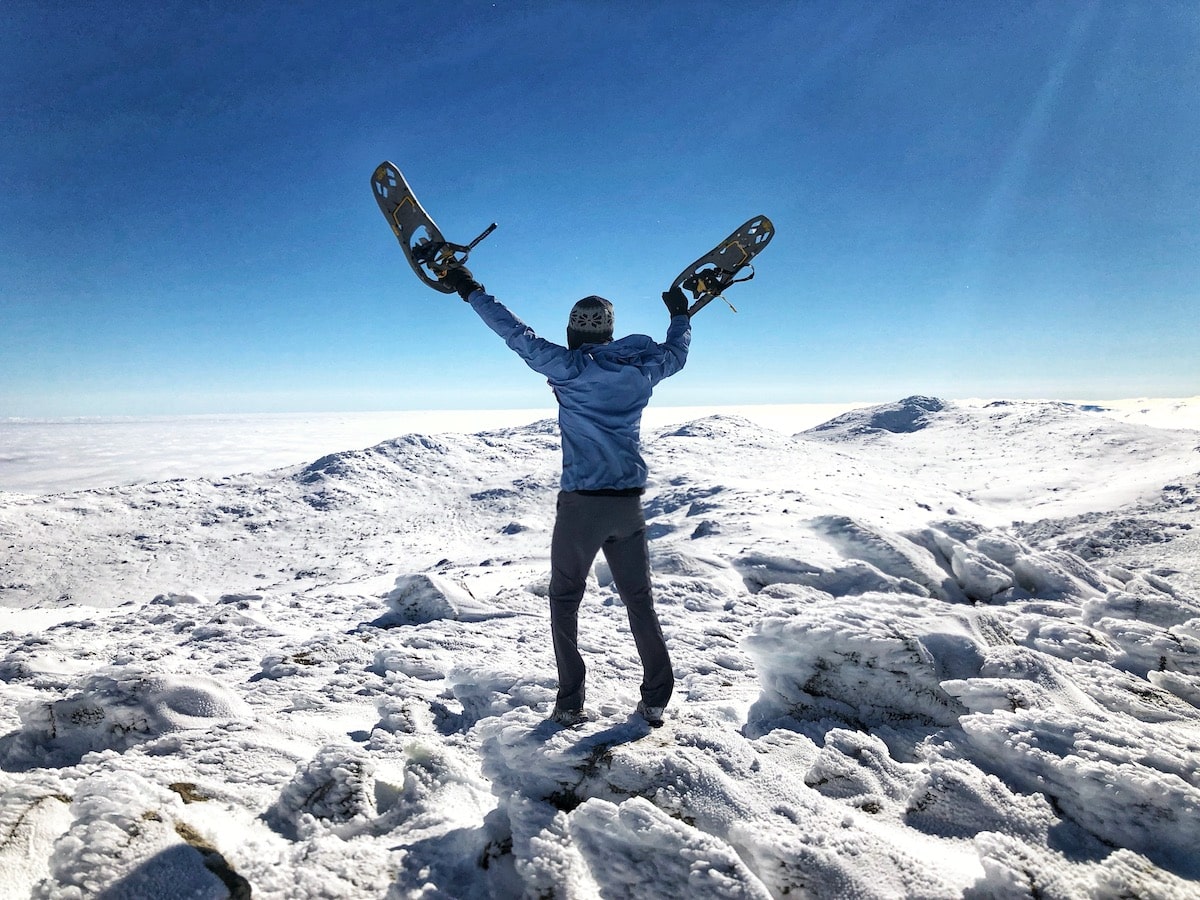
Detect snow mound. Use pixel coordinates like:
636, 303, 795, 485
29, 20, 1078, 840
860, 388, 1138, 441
904, 756, 1057, 841
381, 573, 515, 624
477, 712, 959, 899
731, 516, 1118, 606
806, 395, 947, 436
265, 743, 378, 840
745, 592, 982, 732
661, 414, 782, 444
956, 699, 1200, 878
298, 434, 455, 486
36, 770, 233, 900
4, 667, 250, 767
446, 664, 557, 728
569, 796, 772, 899
910, 522, 1118, 604
740, 517, 1200, 881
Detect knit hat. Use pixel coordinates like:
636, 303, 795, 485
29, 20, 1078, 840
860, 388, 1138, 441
566, 296, 614, 349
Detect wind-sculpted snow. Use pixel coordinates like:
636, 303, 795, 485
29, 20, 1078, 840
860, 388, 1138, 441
570, 796, 772, 900
1, 400, 1199, 897
264, 742, 379, 840
744, 591, 980, 732
3, 667, 250, 769
380, 573, 522, 625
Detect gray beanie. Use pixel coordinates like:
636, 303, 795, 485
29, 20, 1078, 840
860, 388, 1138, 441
566, 296, 614, 349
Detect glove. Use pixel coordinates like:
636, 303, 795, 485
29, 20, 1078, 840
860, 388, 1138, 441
662, 285, 689, 318
440, 265, 484, 301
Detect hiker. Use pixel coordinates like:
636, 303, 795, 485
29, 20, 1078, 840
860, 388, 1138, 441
439, 265, 690, 727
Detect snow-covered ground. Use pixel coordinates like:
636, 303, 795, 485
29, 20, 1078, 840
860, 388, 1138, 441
1, 398, 1198, 898
0, 405, 866, 497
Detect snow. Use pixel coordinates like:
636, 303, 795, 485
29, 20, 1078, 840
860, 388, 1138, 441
1, 397, 1199, 898
0, 405, 866, 497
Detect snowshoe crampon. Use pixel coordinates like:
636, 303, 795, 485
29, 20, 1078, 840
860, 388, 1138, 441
672, 215, 774, 316
371, 161, 495, 293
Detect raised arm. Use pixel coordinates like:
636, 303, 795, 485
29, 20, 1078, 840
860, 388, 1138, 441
641, 286, 692, 386
435, 264, 574, 379
466, 290, 579, 380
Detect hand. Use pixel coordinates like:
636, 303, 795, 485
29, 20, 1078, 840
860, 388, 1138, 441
440, 265, 484, 301
662, 285, 689, 318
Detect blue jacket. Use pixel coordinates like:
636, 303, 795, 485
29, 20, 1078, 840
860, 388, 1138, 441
468, 290, 690, 492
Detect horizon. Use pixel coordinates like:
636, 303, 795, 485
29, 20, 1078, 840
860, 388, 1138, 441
3, 2, 1198, 417
4, 395, 1198, 497
3, 392, 1199, 424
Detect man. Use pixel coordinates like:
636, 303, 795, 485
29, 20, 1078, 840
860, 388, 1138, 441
440, 264, 691, 728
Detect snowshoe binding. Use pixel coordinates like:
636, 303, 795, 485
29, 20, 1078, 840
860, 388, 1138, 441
371, 161, 496, 293
671, 215, 775, 316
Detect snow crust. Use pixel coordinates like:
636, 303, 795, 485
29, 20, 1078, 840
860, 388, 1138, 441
1, 397, 1199, 898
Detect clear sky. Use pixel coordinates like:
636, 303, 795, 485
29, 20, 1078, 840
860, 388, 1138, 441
2, 1, 1197, 417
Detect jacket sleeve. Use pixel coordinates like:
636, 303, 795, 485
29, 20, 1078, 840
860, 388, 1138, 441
467, 290, 580, 380
641, 314, 691, 387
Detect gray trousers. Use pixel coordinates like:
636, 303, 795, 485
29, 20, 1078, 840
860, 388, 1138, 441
548, 491, 674, 711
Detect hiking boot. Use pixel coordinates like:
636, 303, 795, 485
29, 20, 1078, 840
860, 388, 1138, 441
550, 706, 589, 727
637, 701, 665, 728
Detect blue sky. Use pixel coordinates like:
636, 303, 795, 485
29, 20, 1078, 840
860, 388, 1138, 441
2, 1, 1197, 416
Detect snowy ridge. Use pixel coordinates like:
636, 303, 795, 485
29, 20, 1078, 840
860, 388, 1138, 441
805, 394, 949, 435
1, 399, 1199, 897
